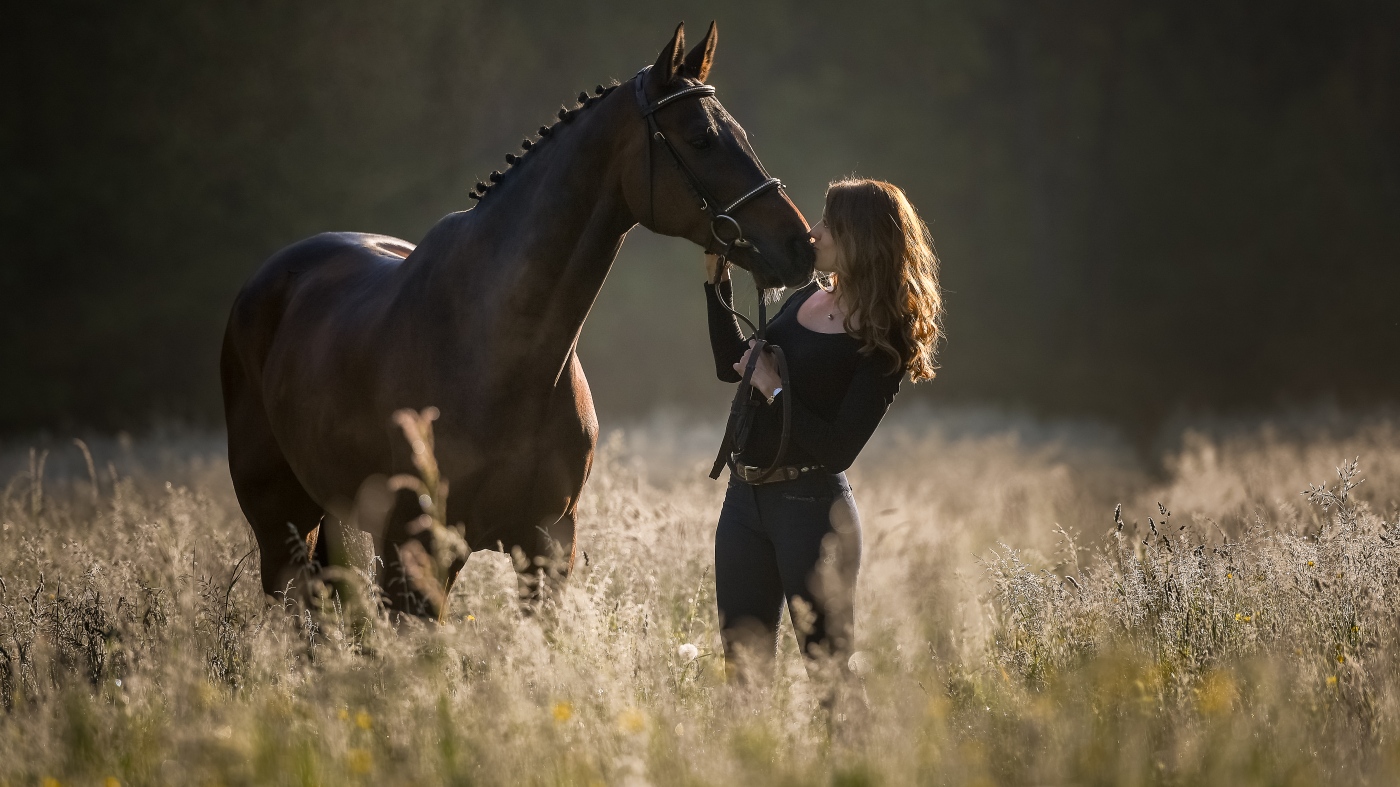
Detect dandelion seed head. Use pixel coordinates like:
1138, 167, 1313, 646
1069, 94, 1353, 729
848, 651, 873, 676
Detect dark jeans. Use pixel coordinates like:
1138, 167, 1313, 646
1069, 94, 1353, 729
715, 471, 862, 674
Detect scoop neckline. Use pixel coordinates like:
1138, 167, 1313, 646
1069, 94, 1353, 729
792, 285, 856, 337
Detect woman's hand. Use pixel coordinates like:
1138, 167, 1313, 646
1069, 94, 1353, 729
704, 253, 730, 283
733, 339, 781, 399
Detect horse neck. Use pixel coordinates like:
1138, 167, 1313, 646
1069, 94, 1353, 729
414, 92, 637, 381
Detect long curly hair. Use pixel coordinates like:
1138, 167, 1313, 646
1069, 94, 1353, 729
823, 178, 944, 381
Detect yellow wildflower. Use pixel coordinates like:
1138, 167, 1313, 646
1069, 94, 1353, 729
1196, 671, 1236, 715
1326, 676, 1338, 687
355, 710, 373, 730
552, 702, 573, 723
1307, 560, 1314, 567
347, 748, 373, 775
106, 778, 121, 787
618, 708, 646, 734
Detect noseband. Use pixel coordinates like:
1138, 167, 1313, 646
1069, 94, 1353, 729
632, 67, 793, 484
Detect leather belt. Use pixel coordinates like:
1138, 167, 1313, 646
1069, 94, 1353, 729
731, 461, 825, 485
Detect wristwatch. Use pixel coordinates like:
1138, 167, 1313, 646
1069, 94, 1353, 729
766, 386, 782, 405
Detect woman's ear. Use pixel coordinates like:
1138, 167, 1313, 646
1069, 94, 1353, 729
682, 21, 717, 82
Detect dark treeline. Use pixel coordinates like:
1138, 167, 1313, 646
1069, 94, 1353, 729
4, 1, 1398, 439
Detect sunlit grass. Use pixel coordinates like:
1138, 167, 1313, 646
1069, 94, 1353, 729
1, 412, 1398, 785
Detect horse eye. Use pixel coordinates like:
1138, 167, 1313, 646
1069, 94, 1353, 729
689, 127, 718, 150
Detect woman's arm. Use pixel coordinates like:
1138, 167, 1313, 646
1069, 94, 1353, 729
784, 357, 902, 472
704, 255, 749, 383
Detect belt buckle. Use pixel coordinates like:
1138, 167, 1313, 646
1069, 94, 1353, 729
736, 464, 797, 484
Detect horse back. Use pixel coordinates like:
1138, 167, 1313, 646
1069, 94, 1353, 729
223, 232, 414, 379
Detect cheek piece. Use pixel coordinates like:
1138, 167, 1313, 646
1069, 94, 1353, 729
630, 66, 794, 485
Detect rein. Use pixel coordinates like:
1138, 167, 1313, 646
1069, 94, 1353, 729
631, 67, 793, 484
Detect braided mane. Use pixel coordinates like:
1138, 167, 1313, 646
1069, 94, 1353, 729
468, 82, 622, 202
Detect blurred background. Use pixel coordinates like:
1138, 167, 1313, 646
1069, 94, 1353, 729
4, 0, 1398, 445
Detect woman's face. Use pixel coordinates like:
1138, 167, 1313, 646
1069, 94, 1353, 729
809, 217, 842, 274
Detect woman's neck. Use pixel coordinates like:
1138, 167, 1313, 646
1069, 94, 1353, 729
806, 283, 860, 331
821, 277, 855, 319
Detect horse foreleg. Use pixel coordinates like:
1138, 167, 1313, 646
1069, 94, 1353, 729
513, 511, 577, 609
377, 491, 476, 622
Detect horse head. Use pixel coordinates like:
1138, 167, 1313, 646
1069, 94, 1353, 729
624, 22, 816, 290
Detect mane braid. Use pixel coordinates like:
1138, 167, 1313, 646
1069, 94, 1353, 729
469, 82, 621, 202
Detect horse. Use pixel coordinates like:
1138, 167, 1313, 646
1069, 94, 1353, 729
220, 22, 816, 619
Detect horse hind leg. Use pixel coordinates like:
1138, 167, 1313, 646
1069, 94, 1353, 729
223, 352, 326, 602
230, 445, 327, 602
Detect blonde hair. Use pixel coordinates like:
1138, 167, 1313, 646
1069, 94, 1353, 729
823, 178, 943, 381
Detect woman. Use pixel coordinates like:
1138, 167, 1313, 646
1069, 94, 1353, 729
704, 178, 943, 678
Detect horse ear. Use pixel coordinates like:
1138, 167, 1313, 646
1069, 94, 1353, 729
682, 21, 717, 82
652, 22, 686, 86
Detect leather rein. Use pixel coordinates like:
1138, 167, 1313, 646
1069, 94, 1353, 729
631, 67, 794, 484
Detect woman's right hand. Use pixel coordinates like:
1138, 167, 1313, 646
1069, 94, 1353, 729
704, 253, 730, 283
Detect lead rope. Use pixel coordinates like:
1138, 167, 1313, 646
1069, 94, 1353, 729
707, 254, 793, 483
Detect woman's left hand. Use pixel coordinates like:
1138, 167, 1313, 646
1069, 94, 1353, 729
734, 340, 781, 399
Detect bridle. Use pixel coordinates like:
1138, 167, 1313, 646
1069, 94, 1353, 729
631, 66, 793, 483
632, 66, 785, 259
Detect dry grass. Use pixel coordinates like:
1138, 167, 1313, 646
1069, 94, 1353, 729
1, 409, 1399, 785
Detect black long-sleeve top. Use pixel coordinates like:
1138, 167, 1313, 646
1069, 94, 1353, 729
705, 280, 904, 473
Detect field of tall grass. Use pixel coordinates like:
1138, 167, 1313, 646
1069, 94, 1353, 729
2, 408, 1398, 785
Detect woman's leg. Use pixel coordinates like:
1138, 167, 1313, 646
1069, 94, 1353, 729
759, 474, 863, 670
714, 480, 785, 680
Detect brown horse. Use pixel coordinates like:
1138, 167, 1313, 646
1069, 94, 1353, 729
220, 22, 815, 618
